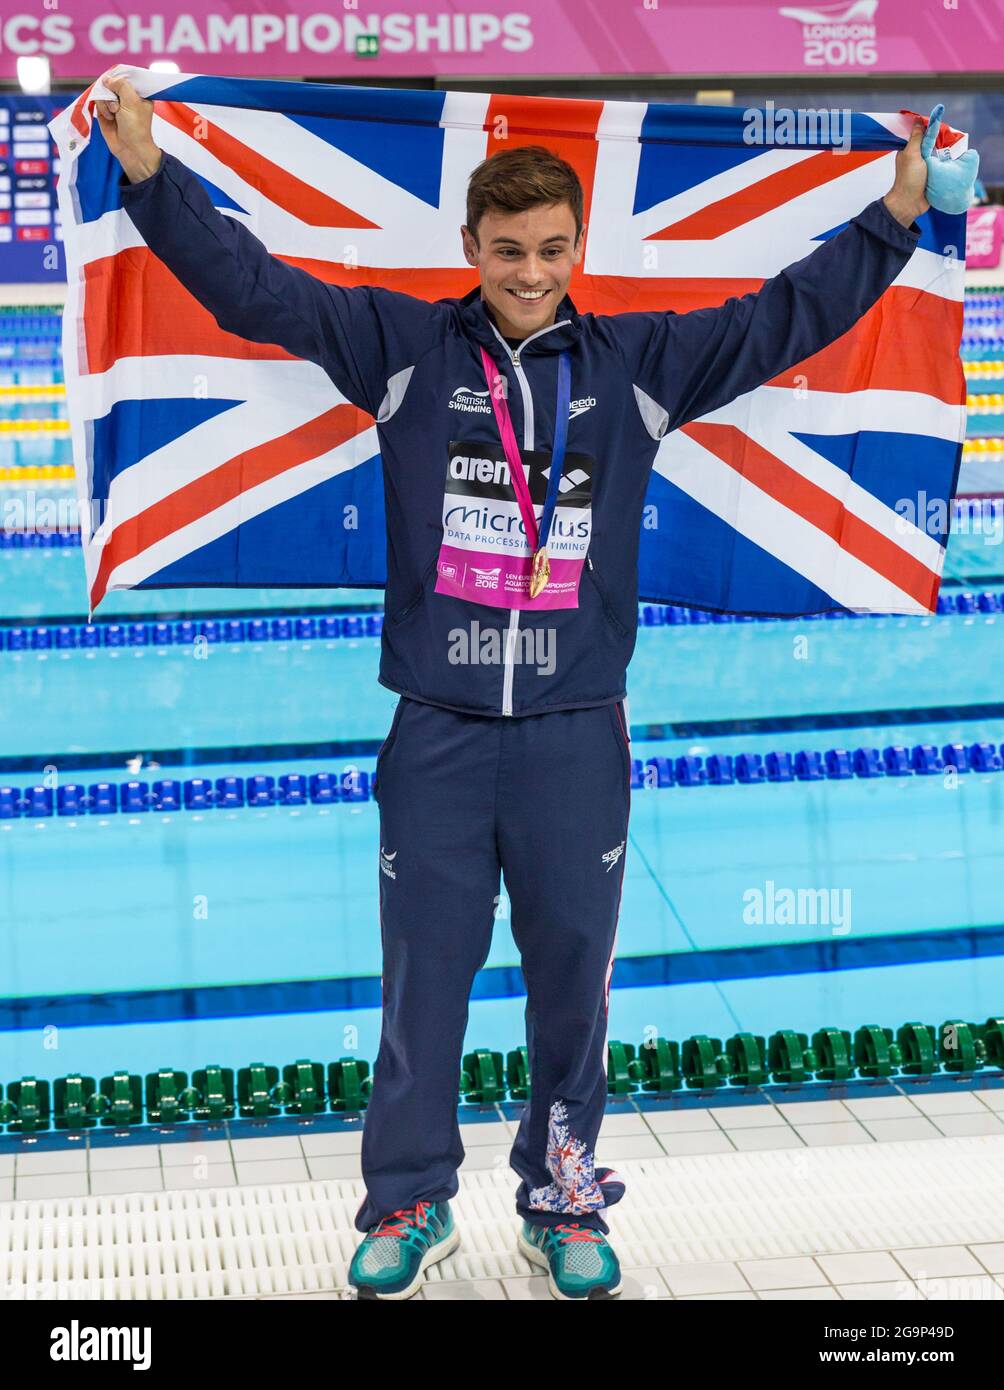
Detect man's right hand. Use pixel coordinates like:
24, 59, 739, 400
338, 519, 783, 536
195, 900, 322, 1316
94, 73, 163, 183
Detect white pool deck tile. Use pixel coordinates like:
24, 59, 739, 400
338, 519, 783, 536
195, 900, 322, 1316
4, 1092, 1004, 1299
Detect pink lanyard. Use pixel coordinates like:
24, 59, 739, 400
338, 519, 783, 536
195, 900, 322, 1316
480, 346, 540, 549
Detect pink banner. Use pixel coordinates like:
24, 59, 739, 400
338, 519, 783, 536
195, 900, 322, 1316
966, 206, 1004, 269
2, 0, 1003, 80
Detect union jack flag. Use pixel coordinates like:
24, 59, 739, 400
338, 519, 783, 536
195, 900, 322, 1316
50, 67, 969, 615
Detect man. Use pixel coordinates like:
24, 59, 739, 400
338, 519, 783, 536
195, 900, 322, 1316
95, 74, 972, 1300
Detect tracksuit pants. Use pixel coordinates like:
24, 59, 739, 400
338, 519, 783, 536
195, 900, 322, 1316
354, 695, 632, 1235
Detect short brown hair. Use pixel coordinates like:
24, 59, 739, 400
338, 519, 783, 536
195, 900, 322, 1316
466, 145, 584, 246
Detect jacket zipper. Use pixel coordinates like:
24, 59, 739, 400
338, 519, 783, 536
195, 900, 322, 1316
487, 317, 568, 717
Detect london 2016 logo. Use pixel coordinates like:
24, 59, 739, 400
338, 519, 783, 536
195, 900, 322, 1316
779, 0, 879, 67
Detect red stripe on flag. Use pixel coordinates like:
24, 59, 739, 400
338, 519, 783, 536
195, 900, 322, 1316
647, 151, 887, 241
83, 247, 306, 374
83, 249, 482, 374
71, 85, 95, 139
483, 95, 603, 260
89, 402, 370, 611
154, 102, 381, 230
682, 420, 940, 611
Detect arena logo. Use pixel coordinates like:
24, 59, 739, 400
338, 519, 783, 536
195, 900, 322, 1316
778, 0, 879, 68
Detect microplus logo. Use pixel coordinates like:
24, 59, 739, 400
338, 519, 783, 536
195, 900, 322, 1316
50, 1320, 151, 1370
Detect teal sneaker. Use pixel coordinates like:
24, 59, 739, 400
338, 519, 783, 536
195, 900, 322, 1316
518, 1220, 623, 1300
348, 1201, 459, 1300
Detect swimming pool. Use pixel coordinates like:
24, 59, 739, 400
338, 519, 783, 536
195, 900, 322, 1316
2, 292, 1003, 1114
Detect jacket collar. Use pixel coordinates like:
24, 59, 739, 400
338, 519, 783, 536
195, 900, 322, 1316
455, 283, 582, 356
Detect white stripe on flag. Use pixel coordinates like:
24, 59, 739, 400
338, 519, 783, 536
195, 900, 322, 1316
653, 427, 935, 612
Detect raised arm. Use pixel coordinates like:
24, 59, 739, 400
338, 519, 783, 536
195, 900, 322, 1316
615, 117, 937, 438
95, 74, 444, 417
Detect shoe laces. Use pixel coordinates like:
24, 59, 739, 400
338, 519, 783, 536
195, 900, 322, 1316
553, 1223, 604, 1245
373, 1201, 433, 1239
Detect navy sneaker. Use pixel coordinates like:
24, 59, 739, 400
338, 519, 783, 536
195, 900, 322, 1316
518, 1220, 623, 1299
348, 1200, 459, 1300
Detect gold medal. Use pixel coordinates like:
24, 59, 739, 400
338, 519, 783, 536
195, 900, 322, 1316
529, 546, 550, 599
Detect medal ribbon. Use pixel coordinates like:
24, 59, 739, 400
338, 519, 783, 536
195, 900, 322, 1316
480, 346, 571, 583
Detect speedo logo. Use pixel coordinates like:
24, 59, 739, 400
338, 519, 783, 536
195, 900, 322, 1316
449, 385, 493, 414
569, 396, 596, 419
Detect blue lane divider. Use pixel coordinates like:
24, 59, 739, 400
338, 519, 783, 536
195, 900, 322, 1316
627, 740, 1002, 790
2, 613, 384, 650
0, 769, 374, 818
1, 589, 1002, 656
3, 740, 1001, 819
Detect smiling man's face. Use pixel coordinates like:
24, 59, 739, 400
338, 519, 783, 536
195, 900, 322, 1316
461, 201, 585, 341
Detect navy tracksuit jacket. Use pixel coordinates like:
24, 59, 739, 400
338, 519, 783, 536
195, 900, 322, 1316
121, 152, 920, 1231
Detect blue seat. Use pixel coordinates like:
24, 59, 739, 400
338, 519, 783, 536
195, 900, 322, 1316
343, 616, 363, 638
54, 626, 77, 648
882, 745, 912, 776
152, 780, 181, 811
215, 776, 244, 807
665, 606, 688, 625
765, 751, 794, 782
247, 619, 269, 641
198, 620, 221, 644
942, 743, 971, 773
56, 784, 85, 815
366, 615, 384, 636
630, 759, 645, 789
87, 782, 117, 813
183, 778, 214, 809
295, 617, 317, 640
270, 618, 292, 641
795, 750, 825, 781
310, 772, 339, 803
641, 606, 663, 626
319, 616, 340, 639
103, 624, 125, 647
30, 626, 52, 649
911, 744, 944, 774
674, 755, 705, 786
0, 787, 18, 818
120, 781, 149, 812
935, 594, 955, 615
80, 625, 101, 648
279, 773, 308, 805
128, 623, 150, 646
223, 620, 246, 642
977, 591, 1002, 613
6, 628, 27, 650
969, 742, 1002, 771
688, 609, 710, 624
151, 622, 174, 646
955, 592, 977, 614
710, 612, 733, 624
644, 756, 675, 788
825, 749, 854, 779
706, 753, 734, 784
247, 774, 276, 806
853, 747, 884, 778
175, 621, 196, 645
